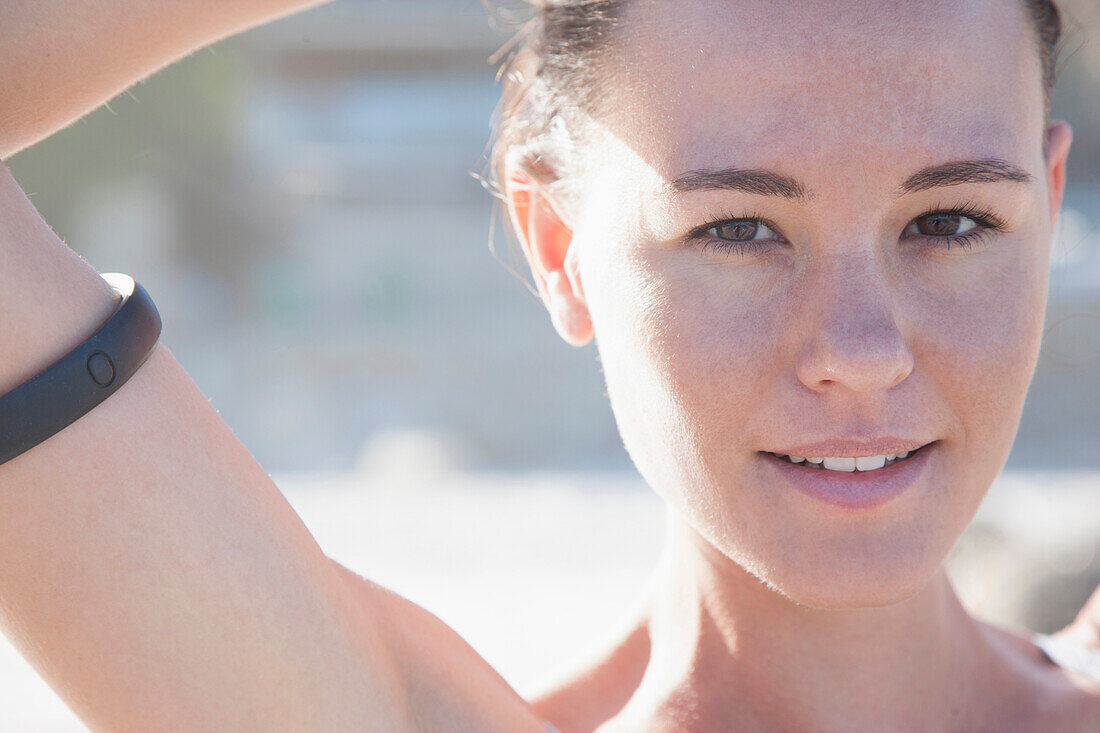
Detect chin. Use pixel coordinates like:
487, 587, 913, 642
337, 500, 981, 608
719, 521, 954, 611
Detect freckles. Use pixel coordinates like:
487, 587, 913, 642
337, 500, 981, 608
956, 271, 1042, 362
639, 268, 792, 435
907, 259, 1046, 419
658, 279, 761, 362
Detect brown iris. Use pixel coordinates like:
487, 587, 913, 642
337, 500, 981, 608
713, 221, 760, 241
914, 213, 966, 237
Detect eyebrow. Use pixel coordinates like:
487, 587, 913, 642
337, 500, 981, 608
670, 168, 808, 199
900, 158, 1034, 193
669, 157, 1034, 200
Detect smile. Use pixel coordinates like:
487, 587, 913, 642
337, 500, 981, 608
760, 443, 937, 510
765, 450, 921, 472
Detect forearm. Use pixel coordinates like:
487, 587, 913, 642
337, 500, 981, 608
0, 0, 334, 159
0, 163, 408, 730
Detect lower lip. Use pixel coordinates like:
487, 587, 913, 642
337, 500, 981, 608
759, 444, 935, 510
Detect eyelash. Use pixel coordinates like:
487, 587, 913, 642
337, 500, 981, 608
905, 202, 1008, 251
687, 204, 1009, 257
687, 211, 784, 258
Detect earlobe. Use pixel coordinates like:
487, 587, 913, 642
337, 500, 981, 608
546, 268, 594, 347
505, 171, 594, 347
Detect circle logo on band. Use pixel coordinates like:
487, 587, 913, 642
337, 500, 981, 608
86, 351, 116, 387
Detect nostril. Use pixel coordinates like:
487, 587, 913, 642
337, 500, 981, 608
795, 326, 914, 394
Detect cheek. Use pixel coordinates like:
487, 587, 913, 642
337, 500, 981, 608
906, 247, 1048, 455
649, 265, 794, 443
583, 244, 791, 505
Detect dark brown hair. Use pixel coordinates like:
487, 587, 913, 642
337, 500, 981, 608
483, 0, 1063, 207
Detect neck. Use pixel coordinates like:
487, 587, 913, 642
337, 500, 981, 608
614, 516, 1018, 732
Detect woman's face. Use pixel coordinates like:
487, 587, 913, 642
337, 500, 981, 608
568, 0, 1070, 607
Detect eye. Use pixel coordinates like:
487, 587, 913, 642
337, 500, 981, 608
904, 213, 979, 238
709, 219, 780, 242
900, 206, 1007, 251
685, 215, 787, 259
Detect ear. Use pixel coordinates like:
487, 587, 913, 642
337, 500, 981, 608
1045, 121, 1073, 220
506, 170, 593, 347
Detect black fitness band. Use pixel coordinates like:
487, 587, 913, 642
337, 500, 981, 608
0, 273, 161, 466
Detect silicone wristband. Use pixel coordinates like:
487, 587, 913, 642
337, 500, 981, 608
0, 273, 162, 466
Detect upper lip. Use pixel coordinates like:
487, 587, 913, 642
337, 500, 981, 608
763, 438, 935, 458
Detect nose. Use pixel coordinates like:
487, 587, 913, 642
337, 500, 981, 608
795, 255, 914, 394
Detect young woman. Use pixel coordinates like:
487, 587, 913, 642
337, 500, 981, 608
0, 0, 1097, 730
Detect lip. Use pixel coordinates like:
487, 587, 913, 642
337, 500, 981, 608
766, 437, 933, 459
759, 441, 937, 510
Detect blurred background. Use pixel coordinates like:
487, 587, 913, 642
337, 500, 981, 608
2, 0, 1099, 728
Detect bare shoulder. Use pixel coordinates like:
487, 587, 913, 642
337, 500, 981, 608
1028, 663, 1100, 732
1032, 638, 1100, 731
982, 622, 1100, 732
331, 560, 551, 733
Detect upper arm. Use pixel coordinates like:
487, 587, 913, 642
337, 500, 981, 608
0, 345, 416, 732
330, 559, 555, 733
0, 159, 417, 730
0, 0, 332, 158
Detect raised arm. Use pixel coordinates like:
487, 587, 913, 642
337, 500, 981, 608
0, 0, 331, 158
0, 4, 559, 728
0, 160, 548, 733
0, 161, 418, 729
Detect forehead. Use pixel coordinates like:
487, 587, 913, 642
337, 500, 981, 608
596, 0, 1045, 187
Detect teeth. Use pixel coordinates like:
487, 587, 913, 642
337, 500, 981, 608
774, 450, 918, 471
855, 455, 887, 471
822, 456, 856, 472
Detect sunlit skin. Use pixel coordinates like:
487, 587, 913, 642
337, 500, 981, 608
509, 0, 1095, 730
578, 0, 1054, 609
0, 0, 1098, 731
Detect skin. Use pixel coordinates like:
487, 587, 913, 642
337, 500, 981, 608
0, 0, 1096, 731
0, 0, 333, 158
510, 0, 1098, 730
